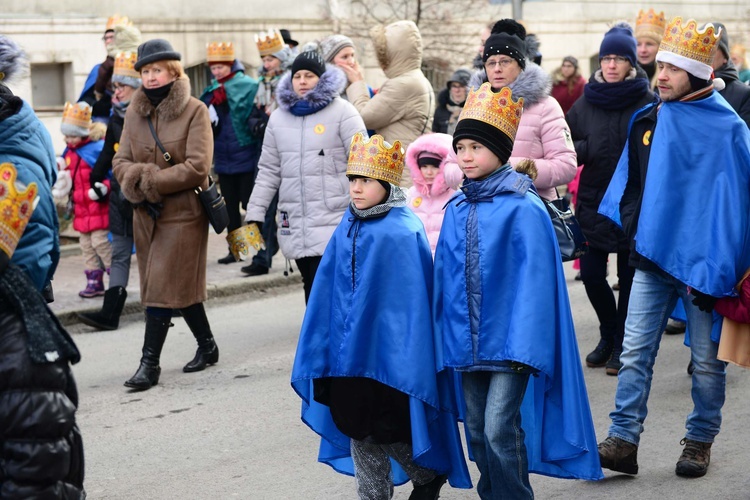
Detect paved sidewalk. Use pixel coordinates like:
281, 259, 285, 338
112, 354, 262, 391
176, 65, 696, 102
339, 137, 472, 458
49, 230, 301, 326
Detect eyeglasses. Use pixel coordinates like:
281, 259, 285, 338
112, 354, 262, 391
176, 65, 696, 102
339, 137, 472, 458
485, 58, 515, 70
112, 83, 128, 92
601, 56, 629, 65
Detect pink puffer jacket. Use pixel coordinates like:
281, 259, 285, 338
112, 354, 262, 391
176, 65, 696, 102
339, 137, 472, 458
405, 133, 460, 255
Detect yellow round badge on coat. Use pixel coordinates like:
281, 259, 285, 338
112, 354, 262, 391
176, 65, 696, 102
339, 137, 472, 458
413, 197, 423, 208
114, 142, 119, 152
642, 130, 651, 146
65, 156, 71, 166
314, 124, 325, 134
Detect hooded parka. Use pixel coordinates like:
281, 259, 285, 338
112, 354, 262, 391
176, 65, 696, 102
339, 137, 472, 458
113, 77, 213, 309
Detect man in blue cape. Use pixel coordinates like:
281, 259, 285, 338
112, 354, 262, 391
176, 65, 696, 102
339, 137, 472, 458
291, 133, 471, 499
598, 17, 750, 479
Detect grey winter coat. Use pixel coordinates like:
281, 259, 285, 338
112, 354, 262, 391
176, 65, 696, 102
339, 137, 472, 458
245, 66, 367, 260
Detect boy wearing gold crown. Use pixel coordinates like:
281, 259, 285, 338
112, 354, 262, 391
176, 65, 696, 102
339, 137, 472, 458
434, 83, 603, 498
57, 101, 110, 298
291, 133, 471, 499
0, 163, 85, 498
599, 17, 750, 478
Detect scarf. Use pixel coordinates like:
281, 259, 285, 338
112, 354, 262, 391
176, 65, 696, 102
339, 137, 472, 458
113, 99, 130, 118
289, 99, 329, 117
349, 184, 407, 219
143, 81, 175, 108
209, 72, 236, 106
584, 69, 650, 110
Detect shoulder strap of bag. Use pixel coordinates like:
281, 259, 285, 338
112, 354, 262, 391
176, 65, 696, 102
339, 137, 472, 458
146, 116, 175, 166
420, 88, 433, 136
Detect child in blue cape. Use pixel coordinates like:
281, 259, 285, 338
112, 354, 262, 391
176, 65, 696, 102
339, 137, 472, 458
434, 83, 603, 499
291, 132, 471, 499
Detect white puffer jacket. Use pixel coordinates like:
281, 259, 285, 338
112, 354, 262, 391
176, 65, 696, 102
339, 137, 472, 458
245, 66, 367, 260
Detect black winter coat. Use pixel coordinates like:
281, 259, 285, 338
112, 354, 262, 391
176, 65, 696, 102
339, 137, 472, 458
716, 63, 750, 129
91, 111, 132, 237
432, 88, 464, 134
566, 73, 655, 252
0, 266, 85, 499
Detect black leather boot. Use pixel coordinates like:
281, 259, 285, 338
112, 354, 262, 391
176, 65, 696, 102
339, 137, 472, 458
124, 314, 172, 390
180, 303, 219, 373
586, 338, 613, 367
77, 286, 128, 330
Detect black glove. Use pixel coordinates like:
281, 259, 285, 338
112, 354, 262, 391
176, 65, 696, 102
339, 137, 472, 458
247, 220, 263, 233
691, 289, 718, 313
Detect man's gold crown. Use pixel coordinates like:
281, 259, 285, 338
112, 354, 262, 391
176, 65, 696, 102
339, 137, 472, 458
62, 102, 92, 129
458, 83, 524, 142
207, 42, 235, 62
106, 15, 131, 31
635, 9, 667, 41
346, 133, 405, 186
113, 51, 139, 78
255, 29, 285, 57
660, 17, 721, 66
0, 163, 38, 259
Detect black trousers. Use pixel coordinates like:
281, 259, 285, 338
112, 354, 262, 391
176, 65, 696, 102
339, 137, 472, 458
218, 171, 256, 234
579, 246, 634, 351
295, 256, 322, 304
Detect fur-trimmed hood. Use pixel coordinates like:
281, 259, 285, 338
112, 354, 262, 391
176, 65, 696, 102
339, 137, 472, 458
370, 20, 423, 78
131, 76, 192, 121
275, 65, 347, 111
469, 62, 551, 109
405, 132, 456, 197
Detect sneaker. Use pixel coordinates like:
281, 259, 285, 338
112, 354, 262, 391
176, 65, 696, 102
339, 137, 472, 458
217, 251, 236, 264
605, 348, 622, 376
612, 281, 620, 291
676, 438, 711, 478
574, 271, 583, 281
409, 474, 447, 500
664, 320, 687, 335
241, 262, 269, 276
586, 339, 613, 368
598, 436, 638, 474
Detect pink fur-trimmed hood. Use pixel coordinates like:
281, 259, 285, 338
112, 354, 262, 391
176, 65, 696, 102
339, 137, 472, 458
405, 133, 458, 197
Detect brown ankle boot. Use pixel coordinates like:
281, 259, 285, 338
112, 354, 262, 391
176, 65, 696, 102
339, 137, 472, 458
676, 438, 712, 477
598, 436, 638, 474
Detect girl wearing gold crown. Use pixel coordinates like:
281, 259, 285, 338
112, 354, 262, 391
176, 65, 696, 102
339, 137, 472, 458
291, 133, 472, 498
244, 50, 366, 302
113, 39, 219, 390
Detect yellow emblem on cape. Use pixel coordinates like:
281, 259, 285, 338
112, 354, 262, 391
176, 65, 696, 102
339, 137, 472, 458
643, 130, 652, 146
114, 143, 119, 153
314, 124, 325, 135
413, 197, 423, 208
65, 156, 71, 166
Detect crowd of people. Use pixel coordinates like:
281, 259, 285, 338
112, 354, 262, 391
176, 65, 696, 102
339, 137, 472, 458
1, 7, 750, 499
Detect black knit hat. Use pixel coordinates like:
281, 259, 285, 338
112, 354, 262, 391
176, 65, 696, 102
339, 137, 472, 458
484, 19, 527, 70
453, 119, 514, 166
291, 50, 326, 78
134, 39, 181, 71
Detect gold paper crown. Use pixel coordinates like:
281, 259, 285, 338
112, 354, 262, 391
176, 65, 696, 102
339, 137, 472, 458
255, 29, 285, 57
106, 15, 131, 31
457, 83, 524, 142
0, 163, 38, 258
207, 42, 235, 63
226, 223, 266, 262
113, 51, 139, 78
346, 133, 405, 186
659, 17, 720, 66
635, 9, 667, 42
61, 102, 92, 129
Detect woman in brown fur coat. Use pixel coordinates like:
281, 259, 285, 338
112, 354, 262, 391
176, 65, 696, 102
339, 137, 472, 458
113, 39, 218, 391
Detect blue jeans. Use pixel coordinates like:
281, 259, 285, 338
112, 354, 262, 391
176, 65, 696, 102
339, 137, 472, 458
609, 269, 726, 445
462, 370, 533, 500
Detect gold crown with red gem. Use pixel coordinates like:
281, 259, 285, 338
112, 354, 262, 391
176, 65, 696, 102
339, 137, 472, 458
61, 102, 92, 129
255, 29, 285, 57
207, 42, 235, 63
635, 9, 667, 43
659, 17, 720, 66
346, 133, 405, 186
458, 83, 524, 142
0, 163, 39, 258
106, 15, 131, 31
113, 51, 139, 78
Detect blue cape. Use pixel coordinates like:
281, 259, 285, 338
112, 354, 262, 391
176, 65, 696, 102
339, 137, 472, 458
291, 206, 472, 488
78, 64, 100, 101
599, 92, 750, 297
434, 166, 603, 481
63, 140, 105, 171
0, 101, 60, 290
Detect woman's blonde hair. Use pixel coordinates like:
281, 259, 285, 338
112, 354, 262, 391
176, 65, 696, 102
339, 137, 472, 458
139, 59, 185, 79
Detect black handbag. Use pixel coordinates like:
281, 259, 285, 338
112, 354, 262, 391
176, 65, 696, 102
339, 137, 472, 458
533, 189, 588, 262
147, 116, 229, 234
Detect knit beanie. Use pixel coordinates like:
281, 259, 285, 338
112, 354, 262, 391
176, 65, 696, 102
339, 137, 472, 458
134, 39, 181, 71
708, 22, 730, 59
599, 23, 638, 67
484, 19, 527, 70
60, 102, 92, 138
563, 55, 578, 69
319, 34, 355, 63
417, 150, 442, 167
291, 50, 326, 77
447, 68, 471, 88
453, 119, 514, 166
